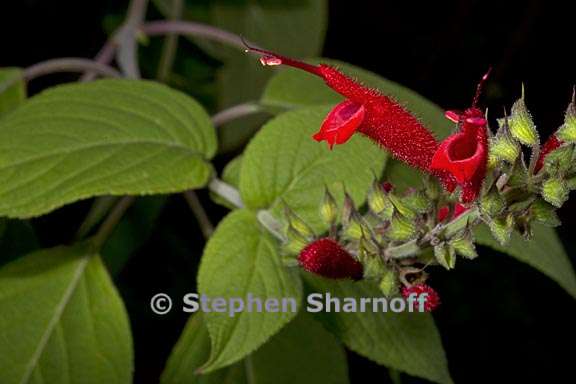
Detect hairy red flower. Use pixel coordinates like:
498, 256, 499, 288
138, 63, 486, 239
250, 47, 439, 172
298, 238, 363, 280
401, 283, 441, 312
431, 107, 488, 202
535, 135, 563, 173
429, 72, 491, 202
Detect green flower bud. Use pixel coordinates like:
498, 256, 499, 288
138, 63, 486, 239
367, 181, 388, 215
283, 224, 309, 254
480, 187, 506, 217
449, 231, 477, 259
387, 213, 417, 241
379, 269, 399, 297
509, 91, 539, 146
434, 242, 456, 270
344, 211, 370, 240
567, 176, 576, 190
507, 157, 529, 188
541, 178, 569, 207
530, 198, 561, 227
490, 119, 521, 163
284, 205, 314, 238
319, 187, 338, 225
389, 193, 415, 219
556, 94, 576, 142
403, 189, 431, 214
543, 144, 574, 174
486, 214, 515, 246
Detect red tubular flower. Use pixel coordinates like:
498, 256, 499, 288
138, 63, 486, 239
430, 72, 491, 202
535, 135, 563, 173
401, 283, 441, 312
430, 107, 488, 202
298, 238, 363, 280
248, 46, 440, 173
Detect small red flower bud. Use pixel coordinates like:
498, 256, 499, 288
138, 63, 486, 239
401, 283, 441, 312
534, 135, 563, 173
298, 238, 363, 280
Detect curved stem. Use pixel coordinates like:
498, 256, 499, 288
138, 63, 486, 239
141, 20, 260, 52
208, 178, 243, 208
23, 58, 121, 82
91, 196, 136, 249
183, 190, 214, 239
157, 0, 183, 82
81, 39, 118, 82
211, 102, 264, 127
116, 0, 149, 78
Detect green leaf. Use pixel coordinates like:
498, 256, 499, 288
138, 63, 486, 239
475, 224, 576, 298
0, 243, 133, 384
162, 312, 349, 384
303, 275, 453, 384
0, 79, 217, 218
155, 0, 328, 152
239, 106, 387, 232
161, 314, 245, 384
262, 59, 452, 138
197, 209, 302, 372
0, 67, 25, 118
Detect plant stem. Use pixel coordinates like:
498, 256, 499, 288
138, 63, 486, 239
212, 102, 264, 127
208, 178, 244, 208
183, 190, 214, 239
140, 20, 260, 52
116, 0, 149, 78
81, 39, 118, 82
75, 196, 120, 240
156, 0, 183, 82
91, 196, 136, 249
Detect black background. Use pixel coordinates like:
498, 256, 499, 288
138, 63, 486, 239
1, 1, 575, 383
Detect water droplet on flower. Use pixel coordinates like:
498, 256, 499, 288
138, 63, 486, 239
259, 56, 282, 66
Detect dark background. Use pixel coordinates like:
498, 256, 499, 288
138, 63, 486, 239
1, 0, 575, 383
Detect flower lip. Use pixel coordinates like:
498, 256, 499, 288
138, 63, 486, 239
313, 100, 366, 149
432, 131, 485, 183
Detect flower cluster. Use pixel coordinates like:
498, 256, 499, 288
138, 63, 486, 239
250, 47, 576, 310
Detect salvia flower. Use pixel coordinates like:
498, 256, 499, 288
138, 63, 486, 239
437, 203, 468, 222
247, 45, 440, 173
430, 73, 491, 202
298, 238, 364, 280
248, 45, 492, 201
401, 283, 441, 312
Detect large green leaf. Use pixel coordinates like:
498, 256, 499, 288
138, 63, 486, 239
239, 106, 387, 232
304, 275, 453, 384
0, 244, 133, 384
475, 224, 576, 298
0, 67, 25, 118
261, 59, 453, 138
162, 312, 349, 384
0, 79, 217, 218
197, 209, 302, 372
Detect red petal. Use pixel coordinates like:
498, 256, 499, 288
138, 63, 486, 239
313, 100, 366, 149
535, 135, 563, 173
430, 132, 485, 183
